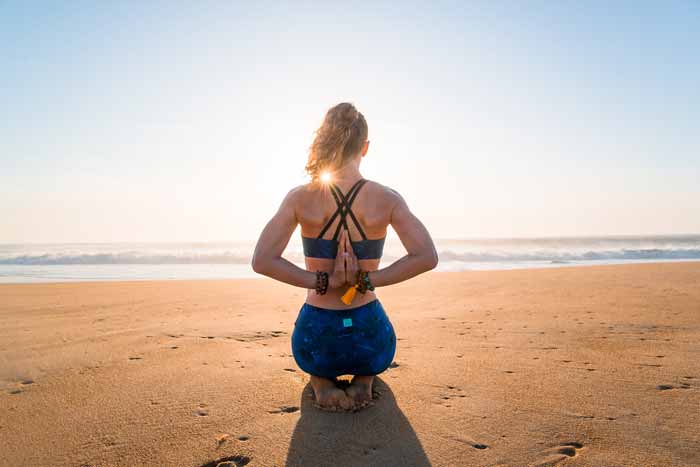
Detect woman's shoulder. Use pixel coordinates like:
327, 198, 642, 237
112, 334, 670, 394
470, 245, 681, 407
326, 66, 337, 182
282, 182, 326, 207
286, 179, 403, 207
364, 179, 404, 206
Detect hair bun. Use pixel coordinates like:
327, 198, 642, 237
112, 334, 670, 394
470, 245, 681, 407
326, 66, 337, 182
332, 103, 360, 129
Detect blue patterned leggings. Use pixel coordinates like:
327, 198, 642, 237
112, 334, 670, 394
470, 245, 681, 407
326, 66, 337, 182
291, 299, 396, 379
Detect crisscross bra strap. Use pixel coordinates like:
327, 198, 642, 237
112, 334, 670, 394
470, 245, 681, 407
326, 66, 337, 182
330, 180, 369, 242
316, 178, 369, 242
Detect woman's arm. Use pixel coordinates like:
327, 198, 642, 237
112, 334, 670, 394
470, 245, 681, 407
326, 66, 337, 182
368, 189, 438, 288
251, 187, 348, 289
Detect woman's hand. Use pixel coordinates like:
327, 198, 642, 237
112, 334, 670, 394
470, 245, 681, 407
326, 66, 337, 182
328, 229, 359, 289
329, 229, 349, 289
343, 228, 359, 286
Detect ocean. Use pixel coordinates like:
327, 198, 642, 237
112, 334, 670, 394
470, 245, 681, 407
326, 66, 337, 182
1, 235, 699, 283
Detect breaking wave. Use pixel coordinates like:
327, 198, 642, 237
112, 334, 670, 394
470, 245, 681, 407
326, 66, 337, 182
0, 252, 256, 265
1, 246, 699, 265
438, 248, 700, 263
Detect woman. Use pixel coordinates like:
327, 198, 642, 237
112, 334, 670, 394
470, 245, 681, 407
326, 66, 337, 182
252, 102, 438, 411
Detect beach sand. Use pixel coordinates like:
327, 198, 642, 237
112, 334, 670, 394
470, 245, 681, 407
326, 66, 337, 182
1, 263, 699, 466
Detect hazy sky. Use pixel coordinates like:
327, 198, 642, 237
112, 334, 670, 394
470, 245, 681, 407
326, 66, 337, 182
2, 1, 698, 243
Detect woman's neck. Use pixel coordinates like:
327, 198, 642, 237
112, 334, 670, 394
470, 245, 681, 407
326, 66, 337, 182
331, 160, 363, 185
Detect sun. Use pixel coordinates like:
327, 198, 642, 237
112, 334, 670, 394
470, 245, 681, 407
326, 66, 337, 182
320, 171, 332, 183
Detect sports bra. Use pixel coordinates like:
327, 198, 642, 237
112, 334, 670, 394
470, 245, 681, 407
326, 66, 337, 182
301, 178, 386, 260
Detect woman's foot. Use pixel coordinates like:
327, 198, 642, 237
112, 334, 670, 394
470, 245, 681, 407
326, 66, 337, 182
310, 376, 354, 411
345, 375, 374, 409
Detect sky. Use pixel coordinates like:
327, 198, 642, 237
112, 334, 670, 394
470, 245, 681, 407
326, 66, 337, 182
1, 1, 699, 243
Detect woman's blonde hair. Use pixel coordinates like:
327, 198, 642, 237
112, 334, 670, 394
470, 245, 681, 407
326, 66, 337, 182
305, 102, 368, 182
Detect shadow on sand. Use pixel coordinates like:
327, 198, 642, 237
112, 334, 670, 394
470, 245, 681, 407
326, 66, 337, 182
285, 377, 431, 467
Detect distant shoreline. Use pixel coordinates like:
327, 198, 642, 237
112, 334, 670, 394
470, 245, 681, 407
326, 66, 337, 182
1, 259, 699, 285
2, 236, 700, 283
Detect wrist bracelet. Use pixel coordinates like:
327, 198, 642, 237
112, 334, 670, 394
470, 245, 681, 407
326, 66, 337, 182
363, 270, 375, 292
315, 270, 329, 295
355, 270, 375, 294
368, 271, 375, 292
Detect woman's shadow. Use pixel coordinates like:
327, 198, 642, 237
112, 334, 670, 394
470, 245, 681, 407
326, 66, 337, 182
285, 377, 431, 467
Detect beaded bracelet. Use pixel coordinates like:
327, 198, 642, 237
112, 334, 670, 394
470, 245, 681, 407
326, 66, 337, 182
315, 270, 329, 295
355, 270, 375, 294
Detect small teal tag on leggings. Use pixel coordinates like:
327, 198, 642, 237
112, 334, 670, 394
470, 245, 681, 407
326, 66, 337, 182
343, 318, 353, 327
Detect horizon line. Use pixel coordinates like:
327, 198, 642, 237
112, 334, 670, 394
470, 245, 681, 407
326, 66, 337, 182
2, 232, 700, 246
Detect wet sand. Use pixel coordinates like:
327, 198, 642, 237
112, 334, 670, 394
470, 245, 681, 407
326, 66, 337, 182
1, 263, 699, 466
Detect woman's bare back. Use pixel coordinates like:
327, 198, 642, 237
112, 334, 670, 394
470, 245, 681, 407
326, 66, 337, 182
294, 178, 400, 308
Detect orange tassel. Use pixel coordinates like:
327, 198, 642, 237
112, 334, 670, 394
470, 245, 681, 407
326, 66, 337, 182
340, 286, 357, 305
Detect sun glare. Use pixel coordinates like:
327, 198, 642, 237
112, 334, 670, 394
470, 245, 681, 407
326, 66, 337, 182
320, 171, 332, 183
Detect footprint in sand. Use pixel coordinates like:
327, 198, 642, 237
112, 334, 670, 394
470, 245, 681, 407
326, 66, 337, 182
195, 403, 209, 416
361, 446, 380, 456
128, 356, 142, 360
445, 435, 489, 450
535, 442, 584, 466
658, 382, 692, 390
199, 455, 251, 467
439, 386, 467, 403
283, 368, 296, 372
268, 405, 299, 414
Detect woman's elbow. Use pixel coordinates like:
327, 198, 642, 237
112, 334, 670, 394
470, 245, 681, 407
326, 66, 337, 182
251, 254, 269, 275
422, 249, 439, 271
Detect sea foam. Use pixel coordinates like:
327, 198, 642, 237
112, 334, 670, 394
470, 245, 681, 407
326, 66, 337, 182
0, 235, 698, 282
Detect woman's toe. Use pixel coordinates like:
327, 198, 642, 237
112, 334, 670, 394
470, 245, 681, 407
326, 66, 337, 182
339, 394, 354, 410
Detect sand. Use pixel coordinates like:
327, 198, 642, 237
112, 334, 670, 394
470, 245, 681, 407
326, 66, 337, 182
1, 262, 699, 466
